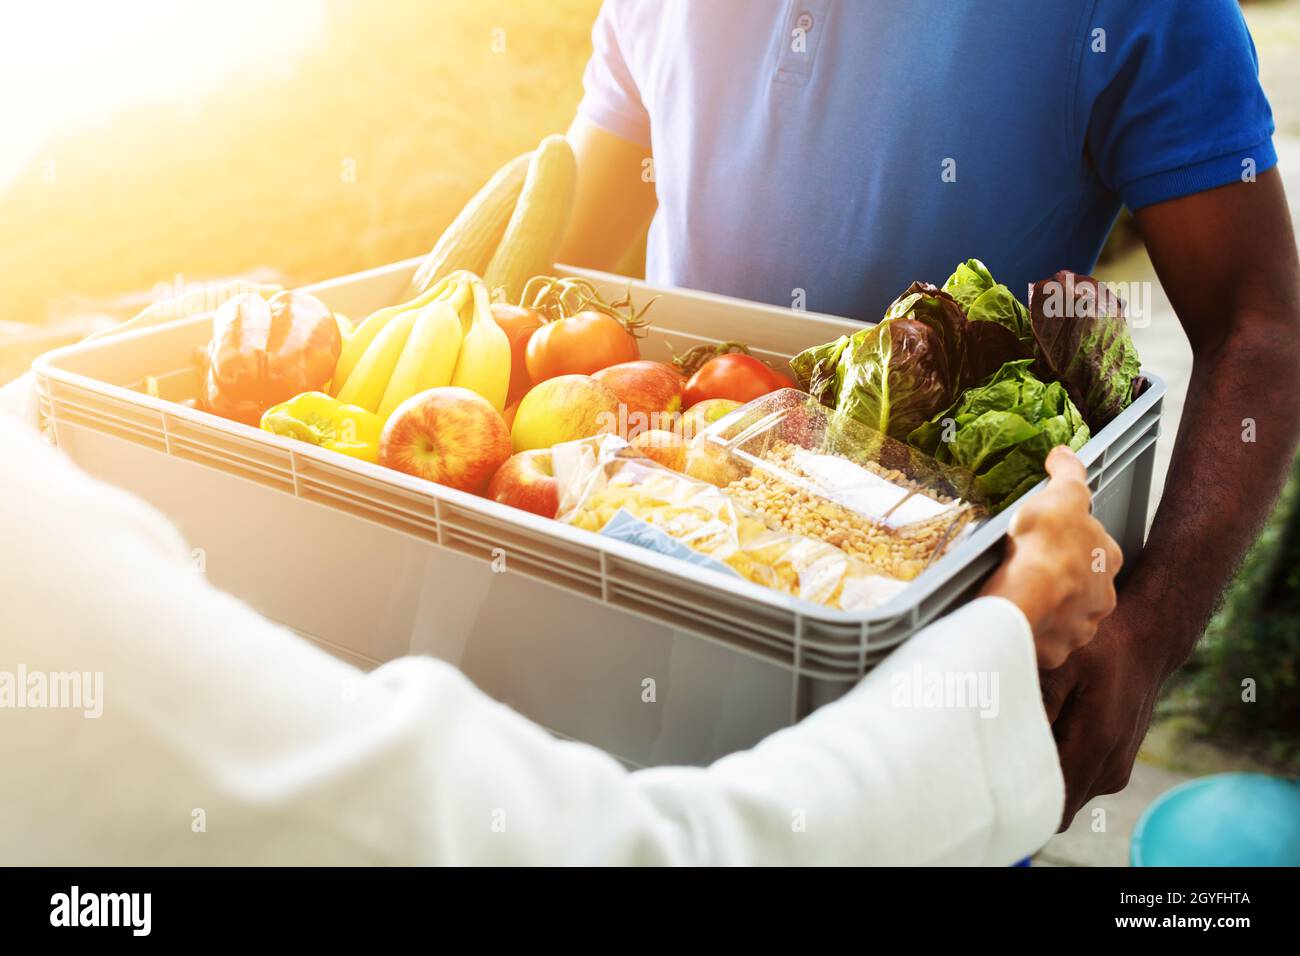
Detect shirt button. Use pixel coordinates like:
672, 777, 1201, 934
795, 11, 814, 31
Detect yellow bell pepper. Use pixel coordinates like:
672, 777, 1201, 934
260, 391, 383, 463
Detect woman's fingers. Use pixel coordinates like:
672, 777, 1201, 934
1044, 445, 1088, 484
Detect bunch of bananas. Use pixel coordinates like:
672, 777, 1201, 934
331, 271, 510, 418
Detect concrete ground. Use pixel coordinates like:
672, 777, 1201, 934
1035, 0, 1300, 866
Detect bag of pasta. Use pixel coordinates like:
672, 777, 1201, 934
552, 434, 911, 611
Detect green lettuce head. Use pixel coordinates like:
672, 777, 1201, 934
943, 259, 1034, 345
908, 359, 1089, 512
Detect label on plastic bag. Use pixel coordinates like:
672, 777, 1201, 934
600, 508, 739, 579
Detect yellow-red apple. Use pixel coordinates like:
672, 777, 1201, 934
592, 360, 684, 438
380, 386, 511, 494
511, 375, 620, 452
488, 449, 561, 518
679, 398, 742, 440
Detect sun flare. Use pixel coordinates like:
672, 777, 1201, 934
0, 0, 325, 185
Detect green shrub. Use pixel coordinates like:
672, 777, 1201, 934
1166, 449, 1300, 769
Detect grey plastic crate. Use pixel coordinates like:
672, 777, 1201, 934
33, 258, 1165, 766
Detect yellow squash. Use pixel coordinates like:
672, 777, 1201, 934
405, 150, 533, 299
483, 134, 577, 304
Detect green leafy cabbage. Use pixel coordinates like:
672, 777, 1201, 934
943, 259, 1034, 345
908, 359, 1089, 511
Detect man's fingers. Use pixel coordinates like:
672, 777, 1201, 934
1039, 663, 1075, 723
1092, 759, 1135, 799
1038, 644, 1070, 671
1052, 708, 1108, 830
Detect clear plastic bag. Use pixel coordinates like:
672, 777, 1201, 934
694, 389, 985, 581
552, 391, 983, 610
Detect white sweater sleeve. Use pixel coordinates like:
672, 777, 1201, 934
0, 414, 1063, 865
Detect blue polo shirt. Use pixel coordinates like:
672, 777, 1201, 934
578, 0, 1277, 321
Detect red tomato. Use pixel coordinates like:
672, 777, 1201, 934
491, 303, 546, 404
769, 368, 800, 391
525, 310, 640, 382
683, 353, 784, 407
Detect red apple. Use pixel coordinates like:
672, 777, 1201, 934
511, 374, 621, 452
488, 449, 560, 518
379, 386, 511, 494
630, 428, 688, 472
679, 398, 742, 440
592, 360, 684, 439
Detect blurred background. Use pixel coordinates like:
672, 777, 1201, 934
1, 0, 1297, 864
0, 0, 603, 366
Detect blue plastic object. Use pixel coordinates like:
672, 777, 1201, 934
1131, 773, 1300, 866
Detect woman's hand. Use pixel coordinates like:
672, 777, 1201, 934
980, 446, 1122, 669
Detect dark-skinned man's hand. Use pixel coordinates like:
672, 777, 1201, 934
1045, 169, 1300, 828
1040, 600, 1164, 825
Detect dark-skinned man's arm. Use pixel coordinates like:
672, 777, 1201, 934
1043, 168, 1300, 825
